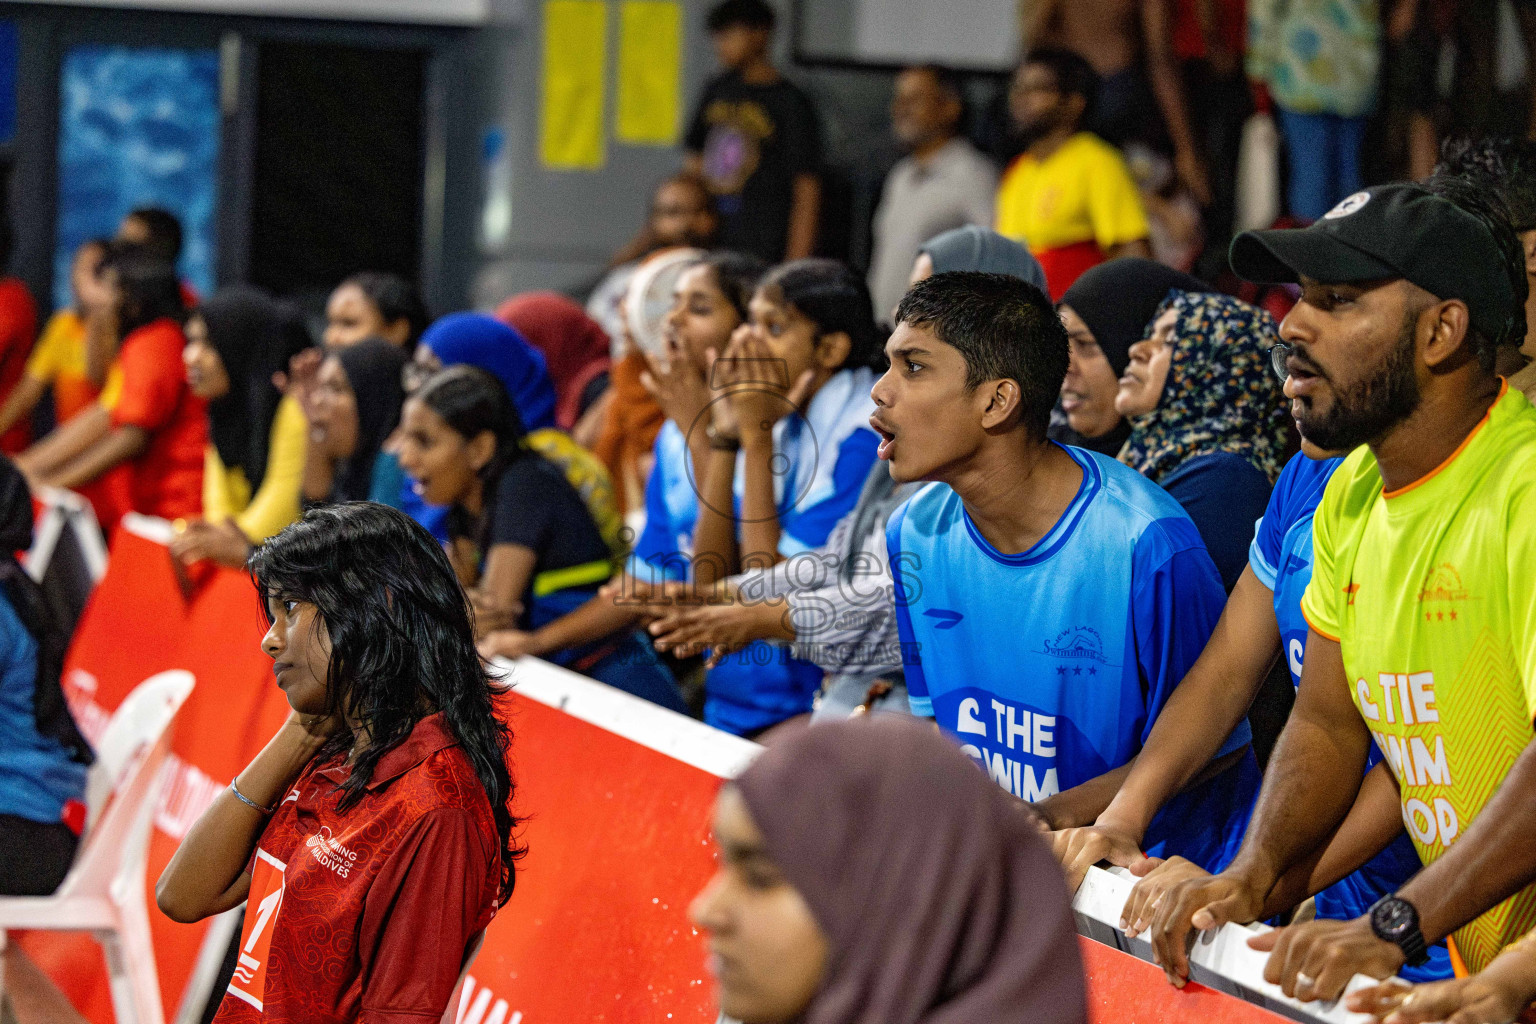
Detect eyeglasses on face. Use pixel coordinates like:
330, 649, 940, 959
1268, 342, 1293, 384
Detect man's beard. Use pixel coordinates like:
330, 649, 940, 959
1297, 312, 1422, 452
1013, 107, 1068, 148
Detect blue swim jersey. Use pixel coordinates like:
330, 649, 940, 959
1248, 451, 1452, 982
630, 367, 881, 735
887, 444, 1257, 871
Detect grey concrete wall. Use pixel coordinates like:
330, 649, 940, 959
455, 0, 722, 311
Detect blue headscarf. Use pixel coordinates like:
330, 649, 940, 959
419, 312, 558, 431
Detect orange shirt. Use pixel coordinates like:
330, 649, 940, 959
108, 318, 205, 524
0, 278, 38, 454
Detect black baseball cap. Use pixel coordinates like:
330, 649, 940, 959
1230, 182, 1518, 343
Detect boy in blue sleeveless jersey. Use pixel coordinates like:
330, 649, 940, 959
874, 272, 1258, 874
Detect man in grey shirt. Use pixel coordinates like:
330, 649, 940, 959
866, 65, 999, 320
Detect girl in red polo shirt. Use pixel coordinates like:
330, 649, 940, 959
157, 502, 519, 1024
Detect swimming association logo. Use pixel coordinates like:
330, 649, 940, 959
1041, 625, 1108, 664
305, 826, 360, 878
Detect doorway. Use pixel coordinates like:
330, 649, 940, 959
247, 40, 426, 309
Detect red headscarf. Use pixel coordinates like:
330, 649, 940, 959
494, 292, 612, 430
734, 716, 1088, 1024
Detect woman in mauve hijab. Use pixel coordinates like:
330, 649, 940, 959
690, 715, 1088, 1024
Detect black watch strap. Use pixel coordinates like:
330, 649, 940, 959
1368, 895, 1430, 967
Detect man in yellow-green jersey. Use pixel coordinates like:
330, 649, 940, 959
1142, 177, 1536, 1002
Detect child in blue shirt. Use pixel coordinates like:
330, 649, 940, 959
876, 272, 1256, 875
661, 258, 884, 734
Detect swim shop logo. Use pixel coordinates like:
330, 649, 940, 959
305, 826, 360, 878
1417, 563, 1471, 622
1041, 625, 1108, 664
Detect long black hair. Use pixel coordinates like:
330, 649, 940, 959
248, 503, 522, 901
415, 366, 533, 557
198, 288, 313, 492
104, 241, 185, 335
760, 258, 887, 371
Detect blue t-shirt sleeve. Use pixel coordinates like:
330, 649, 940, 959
781, 428, 881, 555
631, 455, 673, 566
1131, 528, 1249, 753
884, 500, 931, 716
1249, 454, 1304, 590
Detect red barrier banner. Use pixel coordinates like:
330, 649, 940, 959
458, 680, 744, 1023
15, 518, 1354, 1024
1080, 938, 1291, 1024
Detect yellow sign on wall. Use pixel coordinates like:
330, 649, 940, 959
616, 0, 682, 145
541, 0, 608, 169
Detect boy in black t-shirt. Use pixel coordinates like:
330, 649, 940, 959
684, 0, 822, 263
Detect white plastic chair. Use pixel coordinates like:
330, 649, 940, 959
0, 669, 195, 1024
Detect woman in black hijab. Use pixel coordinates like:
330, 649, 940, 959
691, 715, 1087, 1024
303, 338, 410, 505
173, 287, 314, 567
1055, 258, 1210, 457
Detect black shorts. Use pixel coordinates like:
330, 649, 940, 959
0, 813, 78, 895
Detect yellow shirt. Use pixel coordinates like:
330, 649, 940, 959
994, 132, 1149, 253
202, 395, 308, 543
1302, 385, 1536, 972
26, 310, 84, 382
27, 309, 126, 416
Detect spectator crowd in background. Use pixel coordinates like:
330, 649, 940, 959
9, 0, 1536, 1021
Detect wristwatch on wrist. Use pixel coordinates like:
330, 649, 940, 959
706, 424, 741, 451
1368, 894, 1430, 966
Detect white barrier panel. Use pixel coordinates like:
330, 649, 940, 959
1072, 867, 1377, 1023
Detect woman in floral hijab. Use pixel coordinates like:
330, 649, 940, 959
1115, 290, 1291, 589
